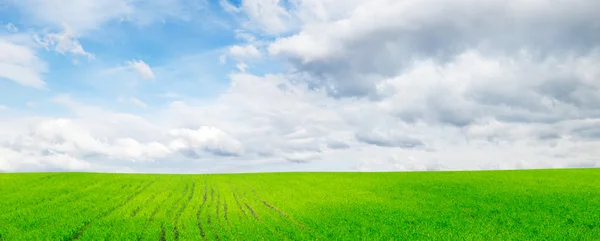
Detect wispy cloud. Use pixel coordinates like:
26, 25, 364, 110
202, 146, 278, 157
126, 60, 155, 80
5, 23, 18, 33
0, 38, 47, 88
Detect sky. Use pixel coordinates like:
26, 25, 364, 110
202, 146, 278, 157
1, 0, 600, 173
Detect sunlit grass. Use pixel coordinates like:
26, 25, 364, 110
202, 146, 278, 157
1, 169, 599, 240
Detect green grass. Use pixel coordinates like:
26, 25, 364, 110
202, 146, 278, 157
1, 169, 599, 240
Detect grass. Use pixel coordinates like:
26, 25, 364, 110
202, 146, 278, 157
0, 169, 599, 240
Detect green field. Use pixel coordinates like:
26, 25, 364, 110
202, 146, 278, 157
1, 169, 599, 240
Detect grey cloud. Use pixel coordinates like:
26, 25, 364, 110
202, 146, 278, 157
326, 140, 350, 150
286, 158, 311, 164
269, 0, 600, 98
425, 92, 478, 127
178, 148, 239, 159
355, 130, 424, 148
536, 131, 561, 141
468, 86, 549, 114
356, 154, 445, 172
570, 125, 600, 141
205, 147, 243, 157
388, 50, 600, 127
567, 161, 598, 168
536, 78, 600, 110
282, 151, 321, 164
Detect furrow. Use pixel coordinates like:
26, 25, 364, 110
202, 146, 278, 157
196, 178, 208, 239
70, 178, 159, 240
174, 181, 196, 241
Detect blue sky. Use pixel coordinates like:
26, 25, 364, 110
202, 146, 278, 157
1, 0, 241, 109
1, 0, 600, 173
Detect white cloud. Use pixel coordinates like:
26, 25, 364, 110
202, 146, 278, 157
264, 0, 600, 97
0, 38, 47, 88
356, 128, 423, 148
3, 0, 600, 173
169, 127, 244, 156
234, 30, 257, 42
236, 62, 249, 72
220, 0, 241, 13
8, 0, 202, 67
219, 55, 227, 64
237, 0, 295, 34
2, 67, 600, 173
289, 0, 364, 24
35, 24, 94, 59
130, 97, 148, 108
9, 0, 201, 34
10, 0, 133, 33
228, 44, 261, 60
126, 59, 155, 80
5, 23, 18, 33
0, 146, 95, 172
0, 105, 9, 110
119, 96, 148, 108
0, 116, 174, 171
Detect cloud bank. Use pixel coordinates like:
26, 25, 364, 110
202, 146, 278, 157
1, 0, 599, 173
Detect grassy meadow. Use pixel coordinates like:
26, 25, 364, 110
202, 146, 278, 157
1, 169, 599, 240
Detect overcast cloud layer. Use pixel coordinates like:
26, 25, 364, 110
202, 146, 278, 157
1, 0, 599, 173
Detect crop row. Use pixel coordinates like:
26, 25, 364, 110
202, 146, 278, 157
1, 169, 599, 240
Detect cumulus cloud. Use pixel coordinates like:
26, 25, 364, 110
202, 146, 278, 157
126, 60, 155, 79
228, 44, 261, 60
234, 0, 295, 35
356, 129, 424, 148
265, 0, 600, 97
0, 103, 179, 172
8, 118, 171, 161
0, 146, 93, 172
169, 127, 244, 156
210, 0, 600, 172
2, 68, 600, 173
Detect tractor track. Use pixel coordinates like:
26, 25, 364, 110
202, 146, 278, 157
137, 191, 174, 241
230, 185, 248, 218
131, 194, 157, 217
261, 200, 306, 229
208, 187, 220, 240
70, 178, 159, 240
174, 181, 196, 241
241, 181, 316, 239
248, 185, 306, 229
215, 186, 233, 239
163, 181, 191, 241
223, 201, 229, 223
196, 179, 208, 239
244, 202, 259, 220
215, 190, 220, 224
159, 225, 166, 241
